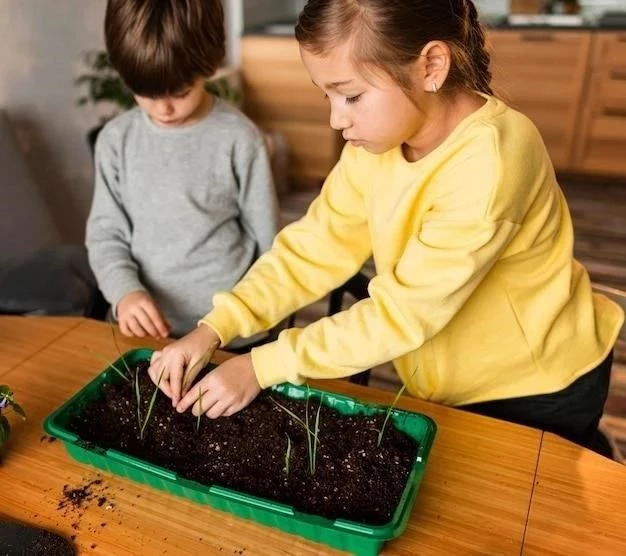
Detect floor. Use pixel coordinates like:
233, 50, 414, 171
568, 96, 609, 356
279, 175, 626, 461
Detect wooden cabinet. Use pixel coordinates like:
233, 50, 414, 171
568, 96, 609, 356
574, 32, 626, 176
242, 30, 626, 180
241, 36, 343, 186
488, 30, 592, 170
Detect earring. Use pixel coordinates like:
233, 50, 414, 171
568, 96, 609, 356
432, 82, 438, 94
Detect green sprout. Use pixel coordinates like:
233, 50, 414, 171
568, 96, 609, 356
376, 365, 418, 447
272, 389, 323, 475
196, 386, 204, 433
0, 385, 26, 449
110, 321, 132, 378
83, 345, 130, 383
134, 368, 142, 430
140, 368, 164, 440
284, 434, 292, 476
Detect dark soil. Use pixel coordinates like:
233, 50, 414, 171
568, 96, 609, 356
68, 360, 418, 525
0, 520, 74, 556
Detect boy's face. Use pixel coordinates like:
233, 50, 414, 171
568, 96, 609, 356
134, 78, 209, 128
300, 41, 426, 155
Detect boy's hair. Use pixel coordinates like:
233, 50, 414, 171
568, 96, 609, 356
295, 0, 492, 96
105, 0, 225, 98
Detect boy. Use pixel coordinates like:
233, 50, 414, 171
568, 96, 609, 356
86, 0, 279, 344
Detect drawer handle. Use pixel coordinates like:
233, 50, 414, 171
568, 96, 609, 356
604, 108, 626, 118
610, 71, 626, 81
520, 33, 555, 42
618, 35, 626, 43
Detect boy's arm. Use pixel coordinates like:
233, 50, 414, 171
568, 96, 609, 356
200, 144, 372, 344
85, 128, 145, 312
236, 137, 279, 254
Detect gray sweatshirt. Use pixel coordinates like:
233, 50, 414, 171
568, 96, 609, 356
86, 98, 279, 338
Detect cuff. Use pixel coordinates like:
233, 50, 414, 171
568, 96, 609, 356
198, 305, 241, 348
251, 339, 304, 388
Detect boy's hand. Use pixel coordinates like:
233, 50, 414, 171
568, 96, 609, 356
117, 291, 170, 339
148, 324, 221, 407
176, 353, 261, 419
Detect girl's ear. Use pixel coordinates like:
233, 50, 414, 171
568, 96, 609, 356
419, 41, 451, 93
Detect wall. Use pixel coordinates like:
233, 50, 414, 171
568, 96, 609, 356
0, 0, 107, 242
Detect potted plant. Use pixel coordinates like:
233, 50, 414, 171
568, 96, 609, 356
44, 349, 436, 555
0, 385, 26, 456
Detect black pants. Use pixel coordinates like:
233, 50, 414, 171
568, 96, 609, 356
459, 351, 614, 458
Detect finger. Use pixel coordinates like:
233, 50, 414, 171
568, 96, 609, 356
180, 358, 205, 398
205, 400, 231, 420
150, 362, 172, 398
150, 350, 162, 364
119, 318, 133, 337
141, 302, 170, 339
127, 315, 147, 338
178, 382, 214, 414
135, 306, 160, 339
167, 354, 187, 407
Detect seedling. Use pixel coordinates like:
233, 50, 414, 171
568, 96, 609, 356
375, 365, 418, 447
110, 322, 132, 378
196, 386, 204, 433
140, 368, 165, 440
134, 368, 142, 430
284, 433, 292, 476
272, 389, 323, 474
83, 345, 130, 383
0, 385, 26, 449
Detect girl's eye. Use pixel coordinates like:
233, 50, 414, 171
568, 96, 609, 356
345, 94, 362, 105
174, 90, 191, 99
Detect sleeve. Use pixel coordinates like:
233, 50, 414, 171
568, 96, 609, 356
249, 153, 522, 388
235, 135, 279, 255
199, 145, 372, 344
85, 127, 145, 312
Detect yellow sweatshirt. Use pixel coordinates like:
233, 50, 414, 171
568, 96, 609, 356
200, 96, 624, 406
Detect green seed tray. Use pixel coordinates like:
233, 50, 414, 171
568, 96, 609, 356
43, 348, 436, 555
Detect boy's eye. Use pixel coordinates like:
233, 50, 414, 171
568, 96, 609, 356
173, 90, 191, 99
345, 94, 362, 105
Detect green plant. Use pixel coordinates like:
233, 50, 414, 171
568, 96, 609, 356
0, 385, 26, 449
271, 389, 323, 475
76, 49, 241, 120
140, 368, 165, 440
196, 386, 204, 433
284, 433, 292, 476
82, 344, 131, 383
375, 366, 418, 447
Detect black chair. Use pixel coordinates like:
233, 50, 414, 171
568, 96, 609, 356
287, 271, 372, 385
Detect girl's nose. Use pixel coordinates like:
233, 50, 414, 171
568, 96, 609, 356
329, 107, 350, 131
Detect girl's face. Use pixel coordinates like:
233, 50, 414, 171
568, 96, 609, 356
134, 77, 210, 128
300, 41, 425, 155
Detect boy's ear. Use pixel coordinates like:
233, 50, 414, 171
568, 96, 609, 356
418, 41, 451, 93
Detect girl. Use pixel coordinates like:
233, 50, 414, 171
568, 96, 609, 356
148, 0, 623, 452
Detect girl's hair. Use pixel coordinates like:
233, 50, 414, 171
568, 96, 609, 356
295, 0, 492, 96
105, 0, 225, 98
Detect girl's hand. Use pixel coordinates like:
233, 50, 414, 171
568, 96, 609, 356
176, 353, 261, 419
117, 291, 170, 339
148, 324, 220, 407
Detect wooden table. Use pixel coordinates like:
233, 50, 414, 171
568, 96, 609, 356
1, 317, 625, 555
